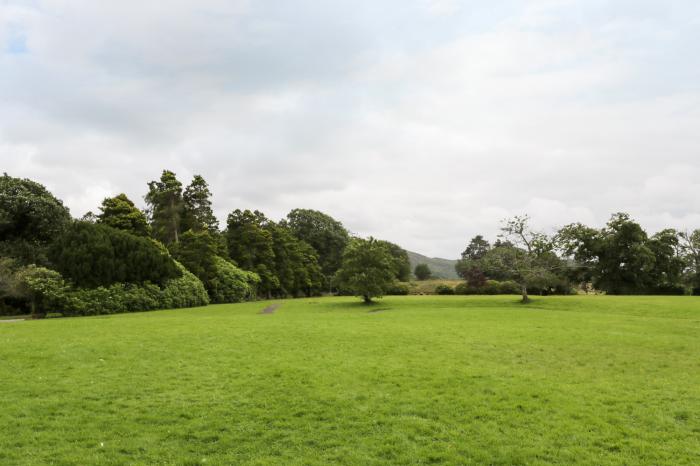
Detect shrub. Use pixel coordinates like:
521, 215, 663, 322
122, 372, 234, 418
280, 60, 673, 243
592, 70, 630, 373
435, 284, 454, 295
454, 283, 477, 295
16, 265, 69, 315
387, 282, 410, 295
208, 256, 260, 303
50, 222, 181, 288
160, 261, 210, 309
481, 280, 502, 295
498, 280, 522, 294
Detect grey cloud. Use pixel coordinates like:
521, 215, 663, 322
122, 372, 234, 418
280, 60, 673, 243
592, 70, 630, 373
1, 0, 699, 257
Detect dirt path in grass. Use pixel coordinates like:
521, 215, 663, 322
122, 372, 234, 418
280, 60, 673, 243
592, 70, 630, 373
259, 303, 281, 315
0, 319, 25, 323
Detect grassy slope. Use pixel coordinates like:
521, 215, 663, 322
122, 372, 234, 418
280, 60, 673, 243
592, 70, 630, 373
1, 296, 699, 465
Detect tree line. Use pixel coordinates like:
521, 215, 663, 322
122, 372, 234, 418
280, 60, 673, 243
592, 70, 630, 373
0, 171, 411, 315
452, 214, 700, 302
1, 170, 698, 315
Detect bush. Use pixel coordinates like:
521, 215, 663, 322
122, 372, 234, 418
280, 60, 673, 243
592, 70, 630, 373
499, 280, 522, 294
208, 256, 260, 303
435, 284, 454, 295
16, 265, 69, 314
387, 282, 410, 295
481, 280, 502, 295
651, 285, 686, 296
20, 260, 210, 317
454, 280, 521, 295
49, 222, 181, 288
454, 283, 477, 295
160, 262, 210, 309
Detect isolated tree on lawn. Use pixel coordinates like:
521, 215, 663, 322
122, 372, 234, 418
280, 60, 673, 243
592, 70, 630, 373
480, 215, 564, 303
183, 175, 219, 232
286, 209, 349, 277
145, 170, 184, 244
414, 263, 432, 280
97, 193, 151, 237
335, 237, 396, 304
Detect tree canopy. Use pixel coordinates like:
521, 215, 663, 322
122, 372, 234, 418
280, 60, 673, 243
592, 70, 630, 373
286, 209, 349, 277
335, 237, 396, 304
414, 263, 432, 280
97, 193, 150, 237
145, 170, 185, 245
49, 221, 181, 288
0, 174, 72, 265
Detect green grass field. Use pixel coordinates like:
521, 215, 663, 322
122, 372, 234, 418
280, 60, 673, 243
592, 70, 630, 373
1, 296, 699, 465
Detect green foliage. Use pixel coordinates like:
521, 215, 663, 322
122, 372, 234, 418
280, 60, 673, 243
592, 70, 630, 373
267, 223, 323, 297
435, 284, 454, 295
145, 170, 185, 245
16, 265, 69, 314
286, 208, 349, 276
169, 229, 219, 284
183, 175, 219, 232
414, 263, 432, 280
207, 256, 260, 304
0, 174, 72, 265
49, 221, 181, 288
386, 282, 410, 295
335, 237, 396, 303
557, 213, 688, 294
97, 193, 150, 236
225, 209, 278, 296
45, 261, 208, 317
377, 239, 411, 282
160, 261, 210, 309
454, 278, 562, 296
461, 235, 491, 261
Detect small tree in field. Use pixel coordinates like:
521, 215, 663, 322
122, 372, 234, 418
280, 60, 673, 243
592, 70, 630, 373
414, 263, 432, 280
480, 215, 565, 303
335, 237, 396, 304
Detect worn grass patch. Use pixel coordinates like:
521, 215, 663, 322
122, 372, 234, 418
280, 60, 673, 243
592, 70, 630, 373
1, 295, 699, 465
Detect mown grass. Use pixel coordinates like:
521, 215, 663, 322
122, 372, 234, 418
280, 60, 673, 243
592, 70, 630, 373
1, 296, 699, 465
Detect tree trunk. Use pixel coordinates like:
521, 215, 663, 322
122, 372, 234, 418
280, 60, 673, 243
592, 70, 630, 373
520, 285, 530, 304
363, 295, 372, 304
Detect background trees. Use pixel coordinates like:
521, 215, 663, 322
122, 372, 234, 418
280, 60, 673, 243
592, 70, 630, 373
145, 170, 184, 245
0, 174, 72, 265
557, 213, 688, 295
335, 237, 396, 303
183, 175, 219, 232
97, 194, 151, 237
286, 209, 349, 277
49, 222, 181, 288
414, 263, 432, 280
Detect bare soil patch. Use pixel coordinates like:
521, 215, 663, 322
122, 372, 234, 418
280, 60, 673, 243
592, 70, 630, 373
260, 304, 281, 315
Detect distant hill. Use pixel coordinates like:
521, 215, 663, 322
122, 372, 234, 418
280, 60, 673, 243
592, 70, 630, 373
406, 251, 459, 279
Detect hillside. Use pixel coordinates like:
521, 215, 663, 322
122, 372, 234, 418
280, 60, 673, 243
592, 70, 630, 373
407, 250, 459, 279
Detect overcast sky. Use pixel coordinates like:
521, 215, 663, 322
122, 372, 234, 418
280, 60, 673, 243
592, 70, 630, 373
2, 0, 699, 258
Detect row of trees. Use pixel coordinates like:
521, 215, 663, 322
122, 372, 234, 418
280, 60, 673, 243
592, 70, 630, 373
3, 169, 698, 313
454, 214, 700, 302
0, 171, 414, 314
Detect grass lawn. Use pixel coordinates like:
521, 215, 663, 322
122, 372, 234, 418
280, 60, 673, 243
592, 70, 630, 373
1, 296, 699, 465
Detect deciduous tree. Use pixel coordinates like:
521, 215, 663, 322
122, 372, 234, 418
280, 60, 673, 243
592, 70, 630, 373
335, 237, 396, 304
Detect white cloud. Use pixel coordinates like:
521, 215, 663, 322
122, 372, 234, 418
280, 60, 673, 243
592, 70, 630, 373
1, 0, 700, 257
